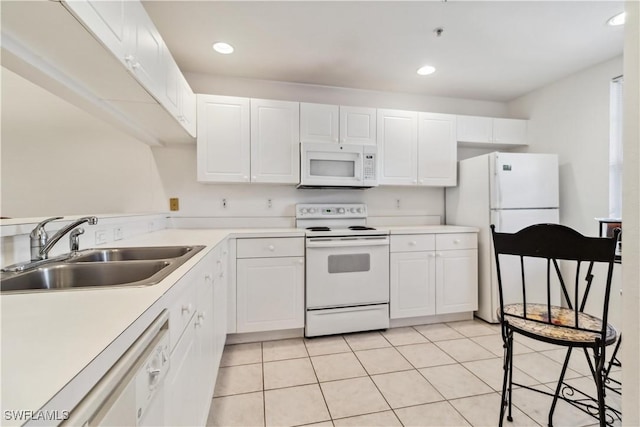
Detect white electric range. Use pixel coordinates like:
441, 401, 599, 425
296, 204, 390, 337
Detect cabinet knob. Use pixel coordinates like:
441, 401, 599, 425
454, 239, 461, 244
223, 250, 228, 255
204, 273, 212, 281
268, 245, 275, 251
333, 138, 339, 143
181, 304, 193, 315
340, 138, 346, 143
409, 241, 417, 246
428, 253, 435, 258
124, 54, 135, 63
419, 179, 424, 184
198, 312, 206, 321
298, 259, 304, 264
252, 176, 257, 180
413, 180, 417, 184
244, 176, 249, 181
131, 61, 141, 70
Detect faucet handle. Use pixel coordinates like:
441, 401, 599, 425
30, 216, 63, 239
69, 228, 85, 252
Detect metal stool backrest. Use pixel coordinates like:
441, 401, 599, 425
490, 223, 619, 349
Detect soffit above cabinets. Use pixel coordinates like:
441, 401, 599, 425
1, 0, 195, 146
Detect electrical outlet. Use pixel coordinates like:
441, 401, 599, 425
114, 227, 123, 241
95, 230, 108, 245
169, 198, 179, 211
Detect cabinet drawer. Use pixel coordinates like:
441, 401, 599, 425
237, 237, 304, 258
436, 233, 477, 251
390, 234, 435, 252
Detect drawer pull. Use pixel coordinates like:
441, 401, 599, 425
409, 241, 417, 246
454, 239, 461, 244
181, 304, 192, 315
268, 245, 275, 251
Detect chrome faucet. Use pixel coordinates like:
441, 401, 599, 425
30, 216, 98, 260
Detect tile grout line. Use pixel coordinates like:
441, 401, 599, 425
302, 337, 334, 425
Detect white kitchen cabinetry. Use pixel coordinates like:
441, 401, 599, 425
378, 110, 456, 186
197, 96, 300, 184
61, 0, 196, 139
390, 233, 477, 319
250, 99, 300, 183
300, 103, 376, 145
197, 95, 251, 183
377, 109, 418, 185
457, 115, 527, 146
165, 242, 228, 426
236, 237, 305, 333
418, 113, 457, 186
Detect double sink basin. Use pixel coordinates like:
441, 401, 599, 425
0, 246, 205, 293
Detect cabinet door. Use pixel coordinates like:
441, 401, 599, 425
390, 251, 436, 319
195, 276, 215, 421
197, 95, 250, 182
300, 103, 339, 143
165, 315, 199, 427
418, 113, 457, 187
123, 1, 165, 97
236, 257, 304, 333
63, 0, 128, 62
436, 249, 478, 314
456, 115, 492, 144
250, 99, 300, 183
493, 118, 528, 145
377, 109, 418, 185
340, 106, 377, 145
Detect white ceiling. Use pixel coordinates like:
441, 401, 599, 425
143, 1, 625, 102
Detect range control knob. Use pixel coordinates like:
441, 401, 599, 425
337, 208, 345, 214
308, 208, 316, 214
350, 208, 357, 213
356, 208, 363, 213
300, 208, 307, 214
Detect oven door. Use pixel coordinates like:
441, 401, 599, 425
306, 236, 390, 309
300, 142, 364, 187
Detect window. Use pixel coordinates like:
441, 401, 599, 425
609, 76, 623, 218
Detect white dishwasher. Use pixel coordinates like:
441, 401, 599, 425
64, 311, 170, 426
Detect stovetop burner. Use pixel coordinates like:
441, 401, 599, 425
306, 226, 331, 232
348, 226, 376, 231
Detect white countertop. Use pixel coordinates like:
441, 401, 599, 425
0, 228, 302, 425
0, 225, 471, 423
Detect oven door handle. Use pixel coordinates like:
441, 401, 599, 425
306, 237, 389, 248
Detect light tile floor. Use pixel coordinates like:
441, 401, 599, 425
207, 319, 622, 427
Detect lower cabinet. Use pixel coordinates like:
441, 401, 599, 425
164, 241, 228, 426
390, 233, 478, 319
235, 237, 305, 333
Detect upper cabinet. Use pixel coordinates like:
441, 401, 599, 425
250, 99, 300, 184
300, 103, 376, 145
457, 115, 528, 146
197, 95, 251, 183
197, 95, 300, 184
418, 113, 457, 187
377, 109, 418, 185
61, 0, 196, 139
378, 110, 456, 187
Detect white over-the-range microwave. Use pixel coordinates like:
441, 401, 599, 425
298, 142, 378, 189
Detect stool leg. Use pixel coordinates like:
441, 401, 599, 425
549, 347, 572, 426
592, 346, 607, 427
507, 331, 514, 422
499, 328, 513, 426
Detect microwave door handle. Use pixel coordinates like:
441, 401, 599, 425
306, 237, 389, 248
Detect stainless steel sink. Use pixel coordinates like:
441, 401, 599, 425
1, 261, 172, 292
0, 245, 205, 293
70, 246, 199, 262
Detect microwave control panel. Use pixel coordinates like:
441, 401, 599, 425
363, 154, 376, 180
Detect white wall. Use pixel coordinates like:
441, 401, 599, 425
508, 56, 624, 235
185, 72, 510, 117
0, 68, 167, 218
621, 1, 640, 423
153, 144, 444, 228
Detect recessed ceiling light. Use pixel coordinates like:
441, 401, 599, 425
213, 42, 234, 54
417, 65, 436, 76
607, 12, 626, 26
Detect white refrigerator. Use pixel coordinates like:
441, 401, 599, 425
446, 152, 560, 323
